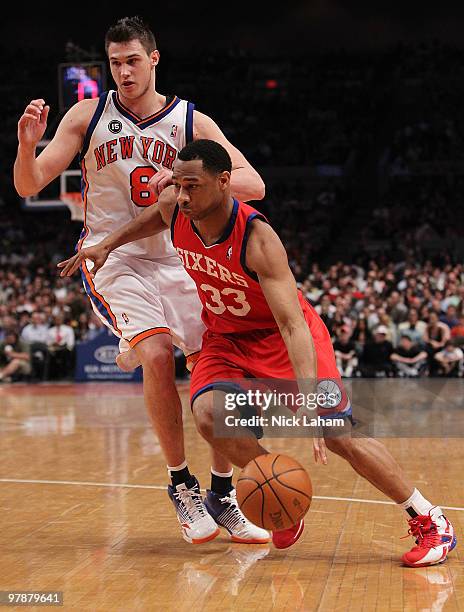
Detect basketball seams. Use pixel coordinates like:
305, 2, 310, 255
253, 456, 295, 525
236, 475, 264, 507
274, 471, 312, 501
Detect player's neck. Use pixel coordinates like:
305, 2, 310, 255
194, 197, 235, 246
117, 88, 167, 120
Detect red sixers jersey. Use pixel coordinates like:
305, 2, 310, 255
171, 198, 284, 334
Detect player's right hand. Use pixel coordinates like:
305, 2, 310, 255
17, 99, 50, 147
312, 437, 328, 465
57, 244, 111, 278
149, 168, 173, 196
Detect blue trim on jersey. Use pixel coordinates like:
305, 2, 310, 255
186, 102, 195, 143
112, 92, 181, 129
240, 212, 268, 282
171, 204, 180, 244
191, 198, 239, 247
80, 267, 115, 330
80, 91, 109, 161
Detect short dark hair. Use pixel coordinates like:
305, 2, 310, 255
178, 139, 232, 174
105, 16, 157, 55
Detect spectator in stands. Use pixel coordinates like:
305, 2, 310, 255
74, 312, 103, 342
390, 334, 428, 377
397, 308, 427, 347
440, 304, 459, 330
386, 291, 409, 324
20, 311, 49, 345
424, 311, 451, 374
46, 313, 75, 380
351, 316, 372, 354
333, 325, 358, 377
434, 340, 463, 377
376, 308, 396, 345
359, 325, 394, 377
0, 331, 31, 382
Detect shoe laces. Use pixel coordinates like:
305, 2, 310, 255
218, 491, 248, 532
403, 514, 441, 549
174, 487, 208, 522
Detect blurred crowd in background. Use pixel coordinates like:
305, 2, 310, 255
2, 41, 464, 381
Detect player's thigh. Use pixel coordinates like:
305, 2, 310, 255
83, 254, 169, 348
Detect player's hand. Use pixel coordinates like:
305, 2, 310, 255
17, 99, 50, 148
149, 168, 173, 196
57, 244, 111, 278
312, 437, 328, 465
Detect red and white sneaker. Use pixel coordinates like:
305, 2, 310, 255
402, 509, 457, 567
272, 520, 305, 550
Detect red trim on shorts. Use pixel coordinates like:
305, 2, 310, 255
129, 327, 171, 348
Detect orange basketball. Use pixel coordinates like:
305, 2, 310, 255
236, 453, 312, 531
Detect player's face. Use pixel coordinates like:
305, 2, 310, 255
108, 39, 159, 100
172, 159, 230, 220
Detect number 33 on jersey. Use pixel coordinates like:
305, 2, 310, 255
171, 199, 280, 334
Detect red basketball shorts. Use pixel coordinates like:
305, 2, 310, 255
190, 299, 352, 419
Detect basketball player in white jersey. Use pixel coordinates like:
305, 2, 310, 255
14, 16, 269, 545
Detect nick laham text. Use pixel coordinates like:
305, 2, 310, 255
225, 415, 345, 428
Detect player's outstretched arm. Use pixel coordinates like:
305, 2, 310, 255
194, 111, 265, 202
57, 186, 177, 278
14, 99, 94, 197
246, 220, 328, 465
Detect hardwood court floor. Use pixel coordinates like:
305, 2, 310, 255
0, 382, 462, 611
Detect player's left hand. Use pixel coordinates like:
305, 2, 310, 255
312, 437, 328, 465
57, 243, 111, 278
149, 168, 173, 196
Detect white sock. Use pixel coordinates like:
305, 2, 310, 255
167, 459, 188, 475
211, 468, 233, 478
399, 488, 438, 518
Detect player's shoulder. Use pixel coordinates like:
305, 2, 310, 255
62, 98, 100, 129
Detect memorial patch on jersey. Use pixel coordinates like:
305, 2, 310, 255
108, 119, 123, 134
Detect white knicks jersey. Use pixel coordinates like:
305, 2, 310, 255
78, 90, 195, 258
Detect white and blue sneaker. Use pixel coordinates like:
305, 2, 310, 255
168, 477, 220, 544
204, 488, 271, 544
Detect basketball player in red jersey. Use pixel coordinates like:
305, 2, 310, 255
59, 140, 456, 564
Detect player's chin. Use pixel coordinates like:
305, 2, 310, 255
179, 206, 194, 218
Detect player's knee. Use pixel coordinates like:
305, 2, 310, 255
192, 395, 214, 441
135, 337, 173, 374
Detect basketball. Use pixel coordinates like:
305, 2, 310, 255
236, 453, 312, 531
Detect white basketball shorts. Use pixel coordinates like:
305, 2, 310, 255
80, 251, 205, 358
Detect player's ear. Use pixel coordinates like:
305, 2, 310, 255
150, 50, 160, 67
218, 171, 230, 191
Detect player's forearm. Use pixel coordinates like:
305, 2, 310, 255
280, 321, 318, 381
14, 145, 44, 197
101, 205, 167, 252
230, 168, 265, 202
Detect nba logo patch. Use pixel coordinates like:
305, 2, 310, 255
170, 125, 178, 138
226, 246, 233, 260
122, 313, 130, 324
